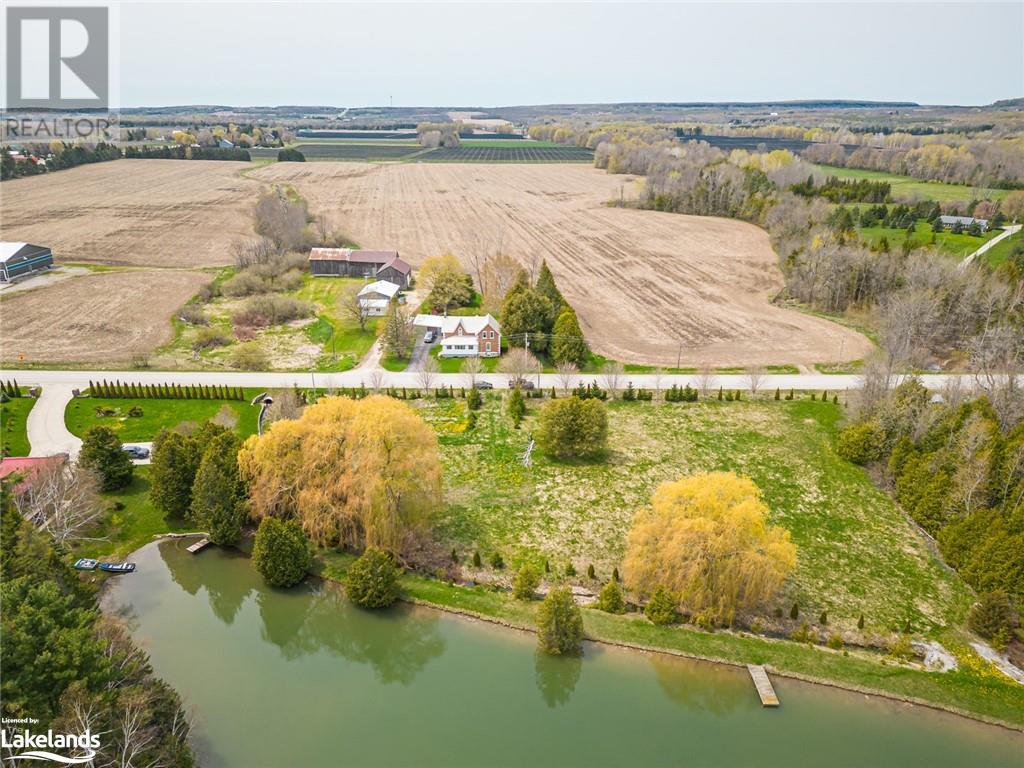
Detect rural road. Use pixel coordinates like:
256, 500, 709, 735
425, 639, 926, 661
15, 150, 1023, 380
960, 224, 1021, 270
10, 368, 992, 461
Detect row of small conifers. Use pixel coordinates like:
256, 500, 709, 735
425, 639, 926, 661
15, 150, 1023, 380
87, 380, 246, 401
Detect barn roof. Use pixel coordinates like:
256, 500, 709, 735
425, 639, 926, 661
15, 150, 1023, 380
309, 248, 400, 263
0, 242, 50, 264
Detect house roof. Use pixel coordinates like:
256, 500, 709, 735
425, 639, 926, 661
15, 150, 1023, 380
308, 248, 411, 276
0, 456, 66, 492
939, 215, 988, 226
0, 242, 50, 264
358, 280, 401, 298
441, 314, 500, 335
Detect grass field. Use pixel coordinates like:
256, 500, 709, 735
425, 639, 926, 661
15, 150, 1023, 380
856, 220, 998, 260
1, 391, 36, 457
420, 395, 971, 635
815, 164, 1009, 203
980, 229, 1023, 267
65, 392, 261, 442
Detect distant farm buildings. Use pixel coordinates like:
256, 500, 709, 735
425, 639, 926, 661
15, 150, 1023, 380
939, 215, 989, 231
0, 242, 54, 282
308, 248, 412, 288
357, 280, 402, 315
414, 313, 502, 358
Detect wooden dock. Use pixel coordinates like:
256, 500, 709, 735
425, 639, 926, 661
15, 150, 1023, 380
186, 538, 211, 555
747, 664, 780, 707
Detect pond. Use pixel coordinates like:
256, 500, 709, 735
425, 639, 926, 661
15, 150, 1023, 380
102, 542, 1024, 768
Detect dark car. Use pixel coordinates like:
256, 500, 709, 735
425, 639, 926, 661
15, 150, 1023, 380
473, 381, 494, 389
511, 378, 536, 390
424, 330, 436, 344
123, 445, 150, 459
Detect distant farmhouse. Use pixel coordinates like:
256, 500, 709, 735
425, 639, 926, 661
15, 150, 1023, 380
0, 242, 54, 282
415, 313, 502, 358
309, 248, 412, 288
357, 280, 402, 315
939, 215, 989, 231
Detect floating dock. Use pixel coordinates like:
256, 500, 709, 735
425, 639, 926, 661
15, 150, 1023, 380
747, 664, 780, 707
186, 538, 211, 555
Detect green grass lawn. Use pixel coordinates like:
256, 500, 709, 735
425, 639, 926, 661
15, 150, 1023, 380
71, 467, 193, 561
293, 274, 382, 368
419, 396, 971, 636
1, 391, 36, 457
979, 229, 1022, 268
66, 392, 261, 442
815, 164, 1008, 203
857, 219, 998, 260
429, 345, 501, 373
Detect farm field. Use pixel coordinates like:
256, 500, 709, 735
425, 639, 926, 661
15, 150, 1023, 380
0, 269, 210, 365
0, 159, 259, 267
420, 395, 971, 635
251, 143, 592, 163
417, 145, 593, 163
253, 162, 871, 366
250, 143, 427, 161
814, 164, 1009, 203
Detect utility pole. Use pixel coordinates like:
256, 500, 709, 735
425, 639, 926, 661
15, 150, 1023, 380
676, 341, 682, 372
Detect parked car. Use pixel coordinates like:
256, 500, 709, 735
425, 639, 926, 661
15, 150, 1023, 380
473, 381, 494, 390
511, 378, 536, 390
424, 330, 436, 344
123, 445, 150, 459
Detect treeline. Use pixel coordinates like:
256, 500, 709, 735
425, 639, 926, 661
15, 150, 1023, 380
89, 380, 246, 400
837, 380, 1023, 626
501, 261, 591, 367
417, 123, 461, 148
849, 124, 995, 136
1, 492, 194, 765
1, 142, 120, 180
123, 144, 252, 161
791, 175, 891, 203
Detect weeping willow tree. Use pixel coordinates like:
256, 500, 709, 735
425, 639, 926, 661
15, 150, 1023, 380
238, 395, 443, 554
623, 471, 797, 626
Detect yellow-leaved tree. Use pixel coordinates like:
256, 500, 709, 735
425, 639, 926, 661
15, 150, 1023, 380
238, 395, 443, 554
622, 471, 796, 626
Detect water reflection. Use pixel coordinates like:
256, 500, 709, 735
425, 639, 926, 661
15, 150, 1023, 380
161, 543, 252, 625
534, 650, 583, 708
650, 655, 744, 716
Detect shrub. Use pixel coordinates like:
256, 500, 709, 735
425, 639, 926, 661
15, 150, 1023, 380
790, 621, 815, 644
252, 517, 311, 587
472, 551, 482, 568
888, 633, 915, 662
790, 602, 799, 620
466, 387, 482, 411
565, 562, 576, 577
596, 580, 625, 614
968, 591, 1016, 640
178, 303, 209, 325
231, 343, 270, 371
587, 563, 596, 580
346, 547, 400, 608
819, 610, 828, 625
537, 586, 584, 655
858, 614, 865, 630
826, 633, 844, 650
512, 563, 541, 600
220, 270, 270, 297
536, 396, 608, 459
78, 425, 133, 491
238, 294, 312, 325
192, 326, 231, 351
490, 552, 505, 570
644, 586, 678, 625
836, 420, 886, 465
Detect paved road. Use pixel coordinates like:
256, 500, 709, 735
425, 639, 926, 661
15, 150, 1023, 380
12, 369, 988, 459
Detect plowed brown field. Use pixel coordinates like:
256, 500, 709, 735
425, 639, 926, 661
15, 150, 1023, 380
252, 162, 871, 366
0, 159, 257, 268
0, 269, 209, 364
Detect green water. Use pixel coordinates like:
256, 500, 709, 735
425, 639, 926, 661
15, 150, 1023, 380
102, 542, 1024, 768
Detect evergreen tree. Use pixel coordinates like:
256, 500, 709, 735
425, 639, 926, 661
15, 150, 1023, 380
190, 432, 245, 545
252, 517, 311, 588
149, 429, 200, 517
346, 547, 400, 608
596, 580, 626, 614
549, 306, 590, 367
534, 260, 564, 328
507, 387, 526, 427
78, 426, 133, 491
513, 563, 541, 600
537, 585, 584, 655
644, 586, 678, 625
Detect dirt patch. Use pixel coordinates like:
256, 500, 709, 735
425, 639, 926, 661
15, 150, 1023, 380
0, 269, 209, 364
252, 162, 871, 366
0, 159, 259, 268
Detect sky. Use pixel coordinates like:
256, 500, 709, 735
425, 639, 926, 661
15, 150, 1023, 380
117, 1, 1023, 107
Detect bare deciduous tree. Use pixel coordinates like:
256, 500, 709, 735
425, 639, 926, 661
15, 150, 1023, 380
369, 368, 386, 393
556, 361, 579, 393
745, 366, 766, 396
265, 388, 304, 424
13, 462, 101, 545
650, 367, 665, 393
600, 361, 625, 398
499, 347, 541, 386
696, 364, 715, 398
460, 355, 483, 388
417, 356, 440, 392
338, 285, 372, 332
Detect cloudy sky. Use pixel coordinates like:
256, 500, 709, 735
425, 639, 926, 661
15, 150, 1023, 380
118, 1, 1023, 107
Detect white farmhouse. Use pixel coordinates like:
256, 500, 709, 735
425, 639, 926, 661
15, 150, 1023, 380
357, 280, 401, 316
414, 314, 502, 358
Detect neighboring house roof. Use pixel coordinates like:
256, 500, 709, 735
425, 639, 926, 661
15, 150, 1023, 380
0, 456, 66, 492
308, 248, 411, 276
939, 215, 988, 227
1, 242, 51, 264
357, 280, 401, 299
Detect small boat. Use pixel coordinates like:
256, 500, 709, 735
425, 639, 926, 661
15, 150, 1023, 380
98, 562, 136, 573
73, 558, 98, 570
